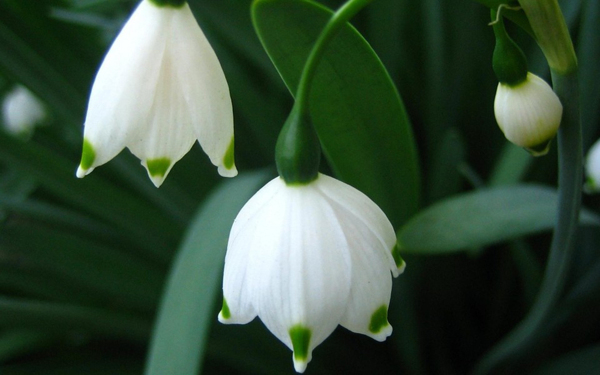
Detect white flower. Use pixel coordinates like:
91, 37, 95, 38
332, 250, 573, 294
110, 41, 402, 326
76, 0, 236, 187
218, 173, 405, 373
2, 85, 45, 136
585, 138, 600, 193
494, 72, 563, 156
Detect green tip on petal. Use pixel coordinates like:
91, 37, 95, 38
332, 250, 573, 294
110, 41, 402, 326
289, 325, 311, 372
146, 157, 171, 178
79, 138, 96, 172
392, 243, 406, 274
223, 136, 235, 170
220, 298, 231, 320
148, 0, 186, 8
369, 305, 390, 334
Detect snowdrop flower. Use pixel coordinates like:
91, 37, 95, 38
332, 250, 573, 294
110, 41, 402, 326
585, 138, 600, 193
76, 0, 236, 187
2, 85, 46, 137
219, 173, 405, 373
494, 72, 563, 156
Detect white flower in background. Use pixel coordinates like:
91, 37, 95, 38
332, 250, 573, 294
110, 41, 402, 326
2, 85, 46, 137
585, 138, 600, 193
219, 173, 405, 373
494, 72, 563, 156
76, 0, 236, 187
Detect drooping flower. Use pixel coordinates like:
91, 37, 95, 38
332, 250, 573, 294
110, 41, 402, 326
494, 72, 563, 156
76, 0, 236, 187
585, 138, 600, 193
219, 173, 405, 373
2, 85, 46, 137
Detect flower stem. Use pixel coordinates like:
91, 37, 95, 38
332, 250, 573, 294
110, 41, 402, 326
473, 68, 582, 375
294, 0, 374, 115
275, 0, 375, 184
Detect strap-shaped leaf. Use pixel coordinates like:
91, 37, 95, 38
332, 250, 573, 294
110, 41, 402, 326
398, 185, 600, 254
144, 170, 271, 375
252, 0, 420, 227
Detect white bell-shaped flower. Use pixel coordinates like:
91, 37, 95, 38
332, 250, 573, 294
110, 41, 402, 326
2, 85, 46, 137
219, 173, 405, 373
494, 72, 563, 156
76, 0, 236, 187
585, 138, 600, 193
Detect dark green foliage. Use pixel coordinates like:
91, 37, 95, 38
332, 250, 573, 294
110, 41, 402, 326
0, 0, 598, 374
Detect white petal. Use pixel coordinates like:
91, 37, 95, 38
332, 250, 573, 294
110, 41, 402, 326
81, 0, 168, 173
253, 179, 352, 368
585, 138, 600, 193
329, 202, 394, 341
170, 3, 236, 177
494, 72, 562, 149
315, 174, 401, 276
220, 177, 282, 324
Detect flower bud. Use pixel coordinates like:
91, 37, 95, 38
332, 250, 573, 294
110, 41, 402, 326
585, 138, 600, 193
494, 72, 563, 156
2, 85, 46, 137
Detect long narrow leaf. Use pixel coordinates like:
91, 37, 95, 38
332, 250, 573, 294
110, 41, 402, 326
144, 170, 272, 375
398, 185, 600, 254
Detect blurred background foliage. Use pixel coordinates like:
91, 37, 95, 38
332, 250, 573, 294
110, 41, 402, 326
0, 0, 598, 374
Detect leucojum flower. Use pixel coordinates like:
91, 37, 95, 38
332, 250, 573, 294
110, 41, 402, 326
219, 93, 405, 371
76, 0, 236, 187
2, 85, 46, 137
219, 173, 405, 372
491, 8, 563, 156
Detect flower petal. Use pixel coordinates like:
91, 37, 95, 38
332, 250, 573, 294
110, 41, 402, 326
254, 179, 352, 369
315, 174, 401, 276
494, 72, 562, 149
79, 0, 169, 175
220, 177, 282, 324
170, 3, 236, 177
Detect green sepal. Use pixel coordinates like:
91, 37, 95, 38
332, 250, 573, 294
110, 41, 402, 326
491, 9, 528, 85
149, 0, 186, 8
275, 105, 321, 185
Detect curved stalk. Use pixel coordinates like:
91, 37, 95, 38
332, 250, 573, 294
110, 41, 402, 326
474, 69, 582, 375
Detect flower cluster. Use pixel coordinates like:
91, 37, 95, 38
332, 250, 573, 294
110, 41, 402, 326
80, 0, 404, 372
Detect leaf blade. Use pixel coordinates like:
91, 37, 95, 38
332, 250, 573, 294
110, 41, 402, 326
398, 185, 600, 254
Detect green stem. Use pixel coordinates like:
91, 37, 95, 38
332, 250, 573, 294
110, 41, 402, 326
275, 0, 374, 184
473, 69, 582, 375
294, 0, 374, 115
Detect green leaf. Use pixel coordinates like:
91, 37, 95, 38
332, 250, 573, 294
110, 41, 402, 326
398, 185, 600, 254
532, 345, 600, 375
252, 0, 420, 227
0, 330, 53, 363
0, 297, 150, 343
144, 170, 272, 375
